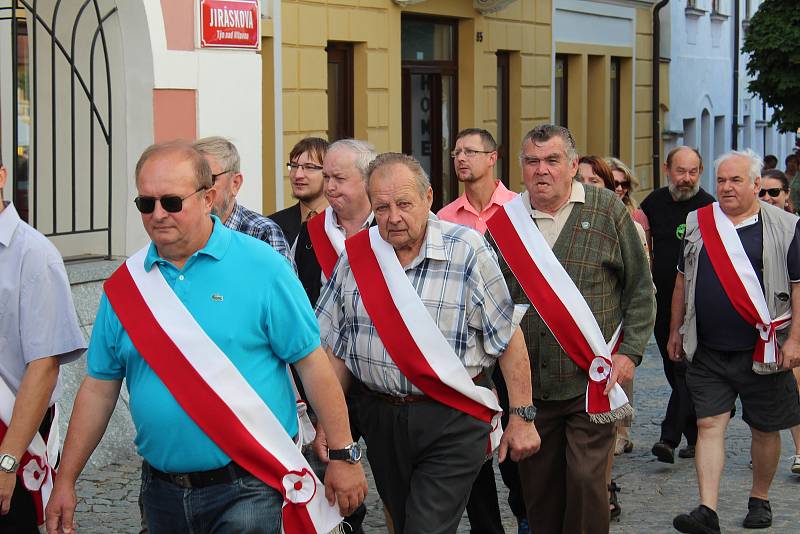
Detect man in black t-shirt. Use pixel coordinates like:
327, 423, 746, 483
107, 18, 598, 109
641, 146, 714, 463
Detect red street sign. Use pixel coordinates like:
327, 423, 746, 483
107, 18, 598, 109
200, 0, 260, 49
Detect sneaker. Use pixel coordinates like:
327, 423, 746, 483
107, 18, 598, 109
678, 445, 696, 459
673, 505, 721, 534
517, 517, 530, 534
790, 454, 800, 475
742, 497, 772, 529
651, 440, 675, 464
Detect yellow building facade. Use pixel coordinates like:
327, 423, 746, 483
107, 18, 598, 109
261, 0, 657, 213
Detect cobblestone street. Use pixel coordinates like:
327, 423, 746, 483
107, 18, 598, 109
69, 338, 800, 533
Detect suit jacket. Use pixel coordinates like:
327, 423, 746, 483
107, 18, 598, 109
295, 215, 377, 307
268, 203, 302, 246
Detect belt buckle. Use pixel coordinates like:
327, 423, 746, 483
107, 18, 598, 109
172, 473, 192, 488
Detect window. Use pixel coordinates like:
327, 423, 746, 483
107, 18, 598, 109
554, 55, 568, 127
610, 57, 621, 158
496, 51, 510, 186
327, 42, 354, 142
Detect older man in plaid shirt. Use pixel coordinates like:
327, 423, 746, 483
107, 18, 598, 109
194, 137, 292, 264
314, 152, 540, 534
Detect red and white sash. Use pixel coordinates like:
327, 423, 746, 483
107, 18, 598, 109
345, 227, 503, 450
487, 195, 632, 423
103, 247, 342, 534
307, 207, 345, 279
0, 378, 58, 527
697, 203, 791, 373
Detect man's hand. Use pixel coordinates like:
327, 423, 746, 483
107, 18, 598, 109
603, 354, 636, 395
667, 330, 685, 362
779, 337, 800, 370
312, 426, 330, 463
45, 481, 78, 534
497, 417, 541, 463
324, 460, 368, 517
0, 471, 16, 515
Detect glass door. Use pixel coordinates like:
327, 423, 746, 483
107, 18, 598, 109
401, 16, 457, 212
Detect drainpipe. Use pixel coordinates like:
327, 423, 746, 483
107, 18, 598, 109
652, 0, 670, 187
731, 0, 740, 150
273, 0, 284, 210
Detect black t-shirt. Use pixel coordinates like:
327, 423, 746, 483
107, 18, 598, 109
678, 215, 800, 351
641, 186, 715, 306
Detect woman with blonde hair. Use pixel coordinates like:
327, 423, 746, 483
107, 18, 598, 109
606, 157, 650, 233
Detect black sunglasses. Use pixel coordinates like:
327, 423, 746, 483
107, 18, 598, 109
758, 187, 786, 198
134, 187, 206, 214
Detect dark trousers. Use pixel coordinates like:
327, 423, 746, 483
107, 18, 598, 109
464, 364, 525, 534
0, 407, 55, 534
518, 395, 615, 534
655, 310, 698, 447
359, 392, 489, 534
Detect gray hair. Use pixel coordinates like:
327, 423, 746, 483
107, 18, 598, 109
714, 148, 762, 183
367, 152, 431, 199
193, 136, 241, 174
327, 139, 377, 180
520, 124, 579, 165
135, 141, 212, 189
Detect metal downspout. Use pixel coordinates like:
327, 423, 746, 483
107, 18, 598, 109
652, 0, 670, 187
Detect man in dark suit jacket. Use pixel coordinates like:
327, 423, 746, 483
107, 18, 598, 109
269, 137, 329, 245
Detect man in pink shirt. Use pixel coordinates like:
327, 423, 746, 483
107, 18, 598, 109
438, 128, 518, 235
438, 128, 528, 534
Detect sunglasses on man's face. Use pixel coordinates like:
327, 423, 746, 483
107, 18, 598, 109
758, 188, 786, 198
134, 187, 206, 214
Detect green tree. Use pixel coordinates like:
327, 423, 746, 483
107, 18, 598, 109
743, 0, 800, 133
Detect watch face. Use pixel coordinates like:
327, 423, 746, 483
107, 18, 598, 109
0, 456, 15, 470
524, 406, 536, 421
348, 444, 363, 463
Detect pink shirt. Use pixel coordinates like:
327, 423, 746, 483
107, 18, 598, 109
437, 181, 518, 234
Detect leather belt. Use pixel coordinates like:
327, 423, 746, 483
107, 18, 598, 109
365, 370, 486, 405
144, 461, 250, 489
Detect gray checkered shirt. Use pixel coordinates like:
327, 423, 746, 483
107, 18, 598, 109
315, 213, 526, 396
224, 202, 294, 269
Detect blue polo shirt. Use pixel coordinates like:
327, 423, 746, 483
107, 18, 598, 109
88, 217, 320, 473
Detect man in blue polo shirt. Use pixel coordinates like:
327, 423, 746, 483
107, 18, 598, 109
45, 142, 367, 534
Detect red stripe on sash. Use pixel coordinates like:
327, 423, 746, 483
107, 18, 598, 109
486, 207, 595, 372
697, 205, 761, 326
104, 265, 315, 533
307, 211, 340, 279
0, 423, 49, 525
345, 230, 495, 423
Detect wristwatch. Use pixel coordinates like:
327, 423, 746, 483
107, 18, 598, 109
328, 442, 363, 464
510, 405, 537, 422
0, 454, 19, 473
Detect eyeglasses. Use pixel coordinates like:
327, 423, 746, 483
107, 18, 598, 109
758, 188, 787, 198
287, 162, 324, 172
134, 187, 206, 214
450, 148, 494, 159
614, 181, 630, 189
211, 169, 234, 183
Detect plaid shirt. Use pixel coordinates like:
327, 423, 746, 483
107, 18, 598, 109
224, 202, 293, 268
315, 214, 526, 396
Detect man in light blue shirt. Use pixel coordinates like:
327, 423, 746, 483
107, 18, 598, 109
45, 142, 367, 534
0, 162, 85, 531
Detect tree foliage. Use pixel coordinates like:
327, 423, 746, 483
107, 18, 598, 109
743, 0, 800, 133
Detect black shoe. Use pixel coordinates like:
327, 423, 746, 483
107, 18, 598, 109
679, 445, 696, 459
652, 440, 675, 464
608, 481, 621, 522
742, 497, 772, 529
673, 505, 721, 534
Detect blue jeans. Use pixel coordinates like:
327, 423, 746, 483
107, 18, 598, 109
140, 465, 283, 534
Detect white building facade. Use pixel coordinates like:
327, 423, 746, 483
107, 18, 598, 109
660, 0, 796, 192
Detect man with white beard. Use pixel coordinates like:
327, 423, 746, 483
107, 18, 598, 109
640, 146, 715, 464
